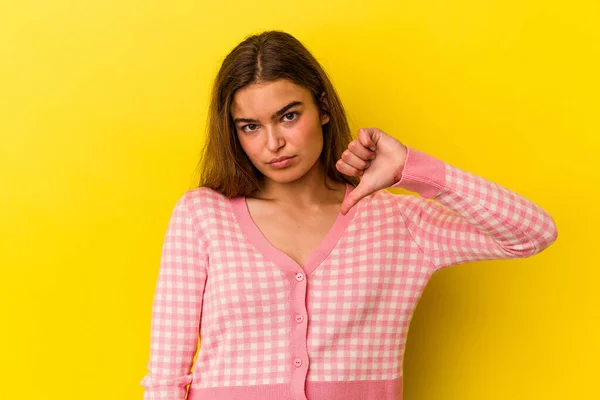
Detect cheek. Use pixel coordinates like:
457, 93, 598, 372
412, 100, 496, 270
292, 115, 323, 146
237, 135, 258, 160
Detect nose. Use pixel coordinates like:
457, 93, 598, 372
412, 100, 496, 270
266, 126, 285, 152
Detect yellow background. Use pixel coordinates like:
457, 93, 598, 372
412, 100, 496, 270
1, 1, 597, 399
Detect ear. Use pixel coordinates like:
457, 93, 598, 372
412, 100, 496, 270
319, 91, 330, 125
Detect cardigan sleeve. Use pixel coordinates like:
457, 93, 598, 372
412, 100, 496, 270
140, 192, 208, 399
391, 145, 558, 270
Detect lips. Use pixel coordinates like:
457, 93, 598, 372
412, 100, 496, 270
268, 156, 294, 164
268, 156, 296, 169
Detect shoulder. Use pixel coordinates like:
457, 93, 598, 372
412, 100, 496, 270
168, 187, 234, 239
171, 187, 233, 222
361, 188, 409, 208
357, 188, 423, 218
179, 186, 233, 213
180, 186, 229, 207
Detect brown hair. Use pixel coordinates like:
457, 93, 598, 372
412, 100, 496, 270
197, 30, 358, 197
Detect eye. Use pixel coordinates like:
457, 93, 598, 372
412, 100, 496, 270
242, 123, 259, 133
282, 112, 298, 122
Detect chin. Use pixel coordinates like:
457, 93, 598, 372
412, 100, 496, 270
261, 166, 310, 184
263, 172, 305, 184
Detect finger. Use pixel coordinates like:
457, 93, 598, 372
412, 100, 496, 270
348, 140, 376, 160
340, 182, 374, 215
342, 149, 370, 170
336, 159, 364, 177
357, 128, 378, 151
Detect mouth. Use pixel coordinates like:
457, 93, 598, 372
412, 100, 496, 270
268, 156, 296, 168
268, 156, 294, 164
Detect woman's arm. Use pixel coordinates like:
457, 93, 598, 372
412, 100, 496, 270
140, 192, 208, 399
391, 145, 558, 270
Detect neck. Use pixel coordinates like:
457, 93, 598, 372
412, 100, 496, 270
254, 163, 346, 208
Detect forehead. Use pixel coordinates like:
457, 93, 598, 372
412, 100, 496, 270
231, 79, 312, 118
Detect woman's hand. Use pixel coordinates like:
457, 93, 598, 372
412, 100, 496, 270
336, 128, 408, 215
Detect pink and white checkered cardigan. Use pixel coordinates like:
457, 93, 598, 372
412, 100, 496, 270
140, 145, 557, 400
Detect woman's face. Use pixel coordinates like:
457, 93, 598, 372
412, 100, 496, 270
231, 79, 330, 185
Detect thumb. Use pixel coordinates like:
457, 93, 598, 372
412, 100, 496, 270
340, 183, 373, 215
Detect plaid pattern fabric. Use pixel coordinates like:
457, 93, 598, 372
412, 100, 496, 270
141, 146, 558, 400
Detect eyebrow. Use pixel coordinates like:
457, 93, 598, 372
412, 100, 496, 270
233, 101, 303, 124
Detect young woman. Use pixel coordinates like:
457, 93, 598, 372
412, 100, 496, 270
141, 31, 558, 400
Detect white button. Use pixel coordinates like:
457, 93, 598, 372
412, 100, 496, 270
293, 358, 302, 367
295, 273, 304, 281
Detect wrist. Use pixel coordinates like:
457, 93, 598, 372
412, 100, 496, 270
393, 145, 408, 183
